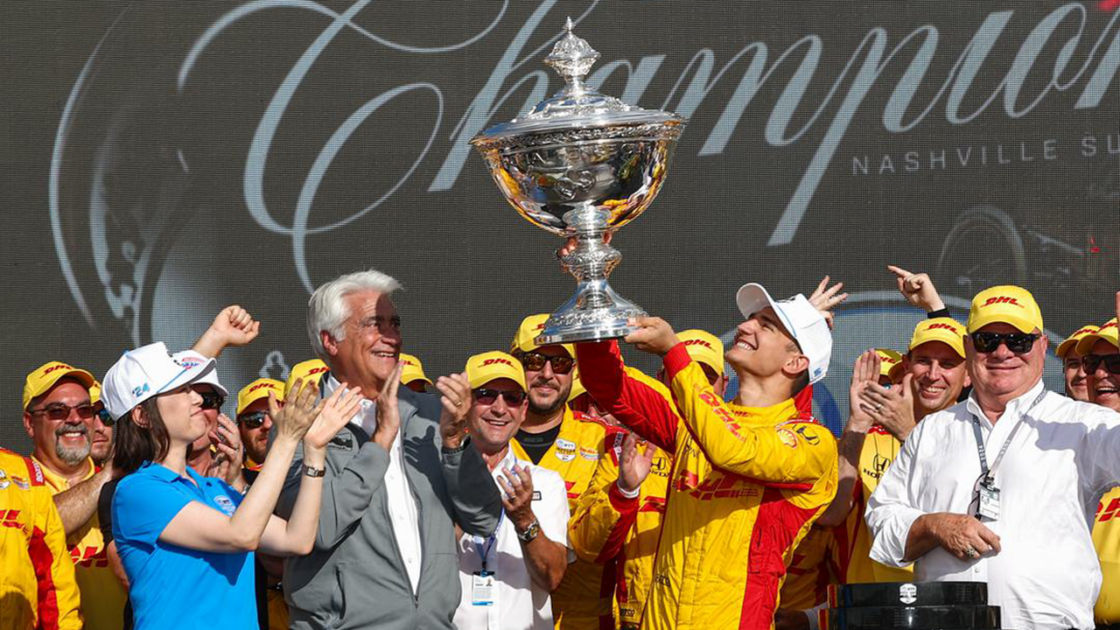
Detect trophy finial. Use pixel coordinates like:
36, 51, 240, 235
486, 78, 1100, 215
545, 17, 599, 93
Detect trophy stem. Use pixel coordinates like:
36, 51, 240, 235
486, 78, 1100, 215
534, 206, 647, 345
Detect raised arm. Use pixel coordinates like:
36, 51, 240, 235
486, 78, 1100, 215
574, 340, 680, 452
888, 265, 947, 316
570, 430, 647, 564
437, 372, 502, 537
191, 305, 261, 358
818, 350, 879, 527
158, 380, 346, 553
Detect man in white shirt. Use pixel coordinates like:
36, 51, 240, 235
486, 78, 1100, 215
454, 351, 570, 630
867, 285, 1120, 630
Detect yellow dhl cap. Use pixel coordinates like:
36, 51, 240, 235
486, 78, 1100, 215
90, 380, 102, 405
909, 317, 967, 358
1057, 325, 1100, 358
466, 351, 527, 391
678, 329, 725, 377
237, 378, 284, 416
510, 314, 574, 357
23, 361, 96, 411
1076, 318, 1119, 356
399, 353, 432, 386
285, 359, 330, 397
875, 349, 905, 380
967, 285, 1044, 334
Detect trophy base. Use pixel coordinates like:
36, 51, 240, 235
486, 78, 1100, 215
535, 279, 647, 345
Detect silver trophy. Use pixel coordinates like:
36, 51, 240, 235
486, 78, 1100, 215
471, 18, 686, 344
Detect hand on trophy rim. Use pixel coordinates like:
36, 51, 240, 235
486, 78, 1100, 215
623, 316, 681, 357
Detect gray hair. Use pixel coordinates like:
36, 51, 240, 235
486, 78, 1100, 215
307, 270, 401, 361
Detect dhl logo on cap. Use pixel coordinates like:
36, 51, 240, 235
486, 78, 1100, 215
23, 361, 96, 411
510, 314, 574, 356
399, 353, 432, 386
967, 285, 1043, 334
237, 378, 284, 416
1076, 318, 1119, 356
466, 351, 527, 391
875, 349, 904, 380
284, 359, 329, 397
678, 329, 725, 377
909, 318, 967, 358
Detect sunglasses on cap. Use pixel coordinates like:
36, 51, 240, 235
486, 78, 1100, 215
198, 391, 226, 411
28, 402, 96, 422
970, 332, 1040, 354
238, 411, 270, 429
473, 388, 527, 406
1083, 354, 1120, 375
514, 350, 575, 375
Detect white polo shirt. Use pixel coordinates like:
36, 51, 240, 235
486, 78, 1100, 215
454, 449, 570, 630
867, 380, 1120, 630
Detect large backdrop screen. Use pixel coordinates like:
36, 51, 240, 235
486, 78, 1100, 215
2, 1, 1117, 447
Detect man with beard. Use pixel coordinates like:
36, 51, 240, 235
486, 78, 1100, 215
236, 378, 285, 485
279, 269, 501, 630
508, 314, 610, 629
1076, 302, 1120, 626
23, 361, 126, 630
89, 381, 114, 467
1057, 324, 1100, 401
867, 287, 1120, 630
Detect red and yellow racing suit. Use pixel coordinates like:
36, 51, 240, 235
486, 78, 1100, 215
512, 406, 612, 629
0, 449, 82, 630
1092, 486, 1120, 623
576, 340, 838, 630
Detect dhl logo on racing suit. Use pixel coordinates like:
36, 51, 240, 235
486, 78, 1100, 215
698, 390, 747, 441
0, 509, 24, 529
1097, 496, 1120, 522
673, 470, 760, 501
70, 544, 110, 568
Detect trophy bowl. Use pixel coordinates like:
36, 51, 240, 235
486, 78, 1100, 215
471, 18, 686, 344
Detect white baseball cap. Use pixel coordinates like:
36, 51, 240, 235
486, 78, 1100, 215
172, 349, 228, 397
735, 283, 832, 385
102, 342, 217, 421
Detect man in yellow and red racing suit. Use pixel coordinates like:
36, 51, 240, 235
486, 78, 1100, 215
575, 283, 838, 630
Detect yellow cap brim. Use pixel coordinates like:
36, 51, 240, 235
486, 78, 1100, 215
967, 312, 1038, 335
23, 368, 96, 410
1076, 331, 1120, 356
910, 329, 966, 358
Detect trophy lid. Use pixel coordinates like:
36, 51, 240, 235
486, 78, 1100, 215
471, 18, 683, 145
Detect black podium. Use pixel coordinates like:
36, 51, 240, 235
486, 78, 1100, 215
820, 582, 1005, 629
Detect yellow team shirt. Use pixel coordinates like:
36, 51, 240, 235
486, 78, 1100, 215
512, 406, 610, 630
1093, 486, 1120, 623
836, 426, 913, 583
34, 458, 127, 630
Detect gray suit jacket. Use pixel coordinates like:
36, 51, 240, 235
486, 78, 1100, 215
276, 382, 501, 630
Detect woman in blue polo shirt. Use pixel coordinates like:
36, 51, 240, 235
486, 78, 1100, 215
103, 342, 363, 629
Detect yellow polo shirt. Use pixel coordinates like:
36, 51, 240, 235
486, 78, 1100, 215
34, 457, 127, 630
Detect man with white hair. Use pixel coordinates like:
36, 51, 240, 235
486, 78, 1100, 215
278, 269, 502, 630
867, 287, 1120, 630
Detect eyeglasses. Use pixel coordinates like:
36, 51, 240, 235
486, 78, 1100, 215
514, 351, 575, 375
28, 403, 96, 422
238, 411, 269, 429
473, 388, 527, 406
970, 332, 1039, 354
1083, 354, 1120, 375
198, 391, 225, 411
96, 407, 115, 427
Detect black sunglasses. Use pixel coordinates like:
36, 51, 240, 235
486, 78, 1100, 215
514, 350, 575, 375
198, 391, 226, 411
96, 407, 115, 427
238, 411, 269, 429
473, 388, 527, 406
970, 332, 1039, 354
28, 403, 96, 422
1083, 354, 1120, 375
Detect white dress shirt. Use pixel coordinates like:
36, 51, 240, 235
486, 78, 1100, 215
866, 380, 1120, 630
453, 449, 570, 630
324, 375, 423, 594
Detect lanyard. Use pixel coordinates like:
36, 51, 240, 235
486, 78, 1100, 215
473, 511, 504, 572
969, 389, 1046, 482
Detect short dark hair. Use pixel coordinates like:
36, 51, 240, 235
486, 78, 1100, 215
112, 398, 170, 474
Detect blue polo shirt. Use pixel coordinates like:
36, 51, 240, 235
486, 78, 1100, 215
112, 462, 255, 629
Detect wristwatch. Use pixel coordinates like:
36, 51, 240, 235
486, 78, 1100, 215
516, 518, 541, 543
302, 464, 326, 478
